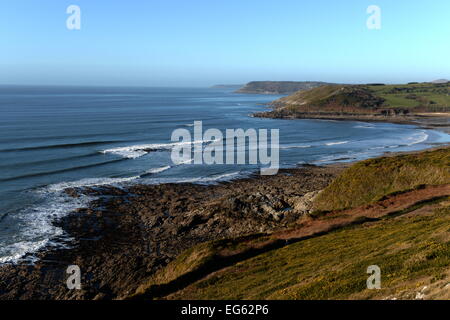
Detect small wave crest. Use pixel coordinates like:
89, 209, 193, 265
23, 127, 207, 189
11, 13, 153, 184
146, 165, 171, 174
0, 192, 94, 264
101, 139, 219, 159
325, 141, 349, 146
42, 176, 140, 193
406, 131, 428, 146
279, 144, 312, 149
0, 140, 121, 153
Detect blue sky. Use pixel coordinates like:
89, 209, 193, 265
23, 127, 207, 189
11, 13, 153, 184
1, 0, 449, 86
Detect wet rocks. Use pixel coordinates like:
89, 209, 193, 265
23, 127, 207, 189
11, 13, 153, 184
0, 166, 342, 300
290, 191, 321, 214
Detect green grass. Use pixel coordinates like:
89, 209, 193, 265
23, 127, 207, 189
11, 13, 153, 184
367, 82, 450, 110
168, 203, 450, 300
130, 148, 450, 300
381, 95, 421, 108
275, 82, 450, 113
314, 148, 450, 212
132, 234, 273, 298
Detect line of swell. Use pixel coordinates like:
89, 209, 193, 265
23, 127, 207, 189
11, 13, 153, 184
0, 132, 135, 144
0, 158, 126, 182
0, 152, 99, 170
0, 140, 122, 152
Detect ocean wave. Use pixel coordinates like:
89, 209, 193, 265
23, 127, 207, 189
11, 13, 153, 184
0, 140, 121, 153
0, 158, 126, 182
147, 165, 171, 174
178, 158, 194, 165
406, 131, 428, 146
279, 144, 312, 149
0, 152, 100, 170
141, 171, 242, 185
325, 141, 349, 146
314, 151, 370, 164
42, 176, 140, 193
0, 192, 94, 264
101, 139, 219, 159
0, 239, 50, 264
142, 166, 171, 176
182, 171, 241, 183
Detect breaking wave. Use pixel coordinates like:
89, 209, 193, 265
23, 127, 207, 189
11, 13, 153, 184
325, 141, 349, 146
101, 139, 219, 159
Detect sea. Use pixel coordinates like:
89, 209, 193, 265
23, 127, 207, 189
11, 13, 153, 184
1, 85, 449, 263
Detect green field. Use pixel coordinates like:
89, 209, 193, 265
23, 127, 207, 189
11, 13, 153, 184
271, 82, 450, 114
367, 82, 450, 111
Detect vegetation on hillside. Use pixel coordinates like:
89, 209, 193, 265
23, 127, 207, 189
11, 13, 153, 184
314, 148, 450, 212
261, 82, 450, 118
235, 81, 331, 94
130, 147, 450, 300
368, 82, 450, 112
166, 202, 450, 300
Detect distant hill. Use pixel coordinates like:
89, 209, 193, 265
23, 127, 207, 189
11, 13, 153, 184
255, 82, 450, 120
430, 79, 449, 84
211, 84, 243, 89
235, 81, 332, 94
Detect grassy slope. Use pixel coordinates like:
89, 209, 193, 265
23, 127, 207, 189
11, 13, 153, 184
368, 83, 450, 111
314, 148, 450, 212
131, 148, 450, 300
273, 82, 450, 113
168, 203, 450, 300
235, 81, 330, 94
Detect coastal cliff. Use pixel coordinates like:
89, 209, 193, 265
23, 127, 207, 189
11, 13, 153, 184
254, 82, 450, 124
235, 81, 332, 94
1, 147, 449, 300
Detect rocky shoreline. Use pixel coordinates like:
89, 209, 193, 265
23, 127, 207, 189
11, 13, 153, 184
0, 165, 343, 300
1, 109, 448, 299
254, 110, 450, 133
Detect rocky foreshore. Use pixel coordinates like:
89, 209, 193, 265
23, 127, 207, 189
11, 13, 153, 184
0, 165, 343, 300
254, 109, 450, 133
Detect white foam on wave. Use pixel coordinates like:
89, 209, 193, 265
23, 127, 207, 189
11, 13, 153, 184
314, 151, 371, 164
406, 131, 428, 146
178, 158, 194, 165
43, 176, 140, 193
145, 165, 171, 174
0, 192, 94, 264
325, 141, 349, 146
2, 159, 240, 263
0, 239, 50, 264
101, 139, 219, 159
182, 171, 241, 183
279, 144, 312, 149
1, 173, 146, 264
142, 171, 242, 185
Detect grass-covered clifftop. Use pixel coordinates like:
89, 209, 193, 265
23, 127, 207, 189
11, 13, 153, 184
257, 82, 450, 119
130, 147, 450, 300
314, 148, 450, 212
235, 81, 332, 94
165, 203, 450, 300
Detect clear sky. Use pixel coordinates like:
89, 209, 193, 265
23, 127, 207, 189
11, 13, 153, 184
1, 0, 449, 87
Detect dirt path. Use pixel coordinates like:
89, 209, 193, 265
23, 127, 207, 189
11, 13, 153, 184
132, 184, 450, 299
274, 184, 450, 241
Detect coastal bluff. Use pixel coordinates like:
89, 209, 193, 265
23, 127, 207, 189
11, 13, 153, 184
235, 81, 332, 95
